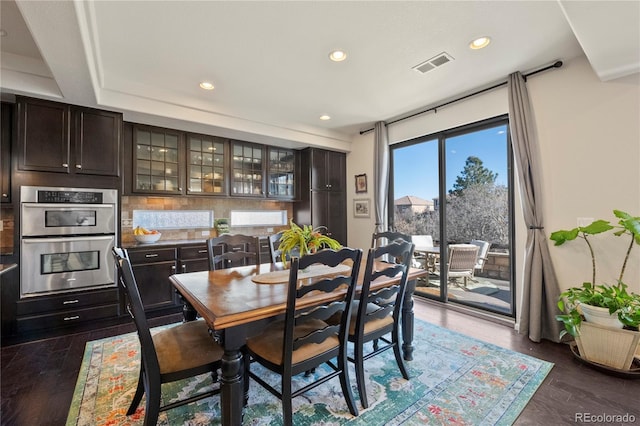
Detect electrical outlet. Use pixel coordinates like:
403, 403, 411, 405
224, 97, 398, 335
201, 231, 210, 236
577, 217, 594, 227
122, 219, 133, 227
267, 227, 274, 233
0, 220, 3, 232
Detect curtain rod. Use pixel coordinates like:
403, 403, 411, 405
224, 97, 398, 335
359, 60, 563, 135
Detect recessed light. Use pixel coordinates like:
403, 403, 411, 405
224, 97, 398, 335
199, 81, 214, 90
319, 115, 331, 121
328, 50, 347, 62
469, 36, 491, 50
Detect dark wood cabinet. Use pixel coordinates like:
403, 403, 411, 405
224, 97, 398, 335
177, 244, 210, 273
16, 96, 121, 176
186, 133, 228, 196
1, 102, 12, 204
127, 247, 179, 311
295, 148, 347, 245
15, 288, 120, 333
267, 147, 296, 199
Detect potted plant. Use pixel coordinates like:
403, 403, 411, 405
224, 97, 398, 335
278, 220, 341, 264
550, 209, 640, 370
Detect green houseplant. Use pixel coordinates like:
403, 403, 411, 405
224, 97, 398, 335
550, 210, 640, 371
551, 209, 640, 338
278, 220, 341, 263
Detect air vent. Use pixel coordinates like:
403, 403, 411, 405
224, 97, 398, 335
412, 52, 454, 74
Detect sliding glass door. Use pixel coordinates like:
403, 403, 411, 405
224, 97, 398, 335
391, 116, 514, 317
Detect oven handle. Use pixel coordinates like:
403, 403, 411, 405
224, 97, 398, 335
22, 203, 115, 209
21, 235, 115, 244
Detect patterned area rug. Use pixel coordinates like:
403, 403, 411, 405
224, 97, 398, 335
67, 319, 552, 425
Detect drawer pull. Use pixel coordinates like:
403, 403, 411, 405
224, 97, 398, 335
198, 250, 208, 254
145, 254, 159, 258
63, 299, 79, 305
64, 315, 80, 321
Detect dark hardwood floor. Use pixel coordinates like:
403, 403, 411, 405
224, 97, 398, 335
1, 298, 638, 425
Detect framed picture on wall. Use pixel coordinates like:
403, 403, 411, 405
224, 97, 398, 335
354, 199, 371, 218
355, 174, 367, 193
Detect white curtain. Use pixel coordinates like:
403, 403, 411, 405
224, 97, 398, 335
508, 72, 562, 343
373, 121, 389, 233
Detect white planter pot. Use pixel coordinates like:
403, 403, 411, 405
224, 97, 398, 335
576, 322, 640, 370
579, 303, 624, 329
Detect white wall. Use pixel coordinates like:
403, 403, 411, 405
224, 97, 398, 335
346, 55, 640, 317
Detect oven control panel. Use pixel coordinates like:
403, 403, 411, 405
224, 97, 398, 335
37, 190, 103, 204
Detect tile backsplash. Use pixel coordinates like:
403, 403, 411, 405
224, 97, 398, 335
121, 196, 292, 244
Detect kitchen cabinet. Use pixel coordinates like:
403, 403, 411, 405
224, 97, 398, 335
16, 96, 121, 176
1, 102, 12, 204
177, 244, 210, 273
267, 147, 296, 199
131, 124, 184, 194
230, 140, 264, 197
15, 288, 120, 334
127, 247, 179, 311
294, 148, 347, 245
186, 133, 228, 195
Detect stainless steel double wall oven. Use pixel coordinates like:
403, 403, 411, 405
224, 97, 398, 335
20, 186, 118, 298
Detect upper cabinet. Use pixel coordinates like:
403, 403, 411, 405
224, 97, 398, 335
132, 124, 183, 194
16, 96, 121, 176
267, 147, 296, 200
309, 148, 345, 192
187, 133, 227, 196
230, 140, 264, 197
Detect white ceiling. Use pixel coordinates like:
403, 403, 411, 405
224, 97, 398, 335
1, 1, 638, 151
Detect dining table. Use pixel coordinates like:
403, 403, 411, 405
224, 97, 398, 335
169, 258, 429, 426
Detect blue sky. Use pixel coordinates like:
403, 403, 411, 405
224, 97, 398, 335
392, 125, 508, 201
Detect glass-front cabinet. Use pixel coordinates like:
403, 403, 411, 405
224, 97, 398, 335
230, 141, 264, 197
267, 147, 296, 199
187, 134, 227, 195
133, 126, 182, 194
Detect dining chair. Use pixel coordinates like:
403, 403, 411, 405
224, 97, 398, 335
371, 230, 411, 248
206, 234, 260, 270
268, 231, 300, 264
469, 239, 491, 273
434, 244, 479, 288
111, 247, 223, 426
245, 247, 363, 425
348, 239, 414, 408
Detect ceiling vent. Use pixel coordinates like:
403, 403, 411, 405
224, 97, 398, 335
412, 52, 454, 74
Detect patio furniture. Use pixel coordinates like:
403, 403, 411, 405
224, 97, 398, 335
469, 239, 491, 273
434, 244, 479, 288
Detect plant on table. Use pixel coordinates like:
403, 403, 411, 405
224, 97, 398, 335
278, 220, 341, 263
550, 209, 640, 338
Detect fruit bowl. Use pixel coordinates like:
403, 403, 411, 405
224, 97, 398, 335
134, 233, 161, 243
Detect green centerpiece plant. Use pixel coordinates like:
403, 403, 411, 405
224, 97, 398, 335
278, 220, 341, 264
550, 209, 640, 339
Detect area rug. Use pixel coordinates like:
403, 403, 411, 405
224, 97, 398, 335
67, 320, 552, 425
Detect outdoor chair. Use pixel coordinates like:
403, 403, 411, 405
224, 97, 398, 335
469, 239, 491, 273
434, 244, 479, 288
246, 248, 363, 425
411, 235, 434, 270
206, 234, 260, 270
348, 239, 414, 408
112, 247, 223, 426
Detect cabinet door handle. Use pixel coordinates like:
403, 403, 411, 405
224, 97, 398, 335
76, 164, 82, 169
171, 265, 176, 271
145, 254, 159, 258
63, 315, 80, 321
62, 163, 69, 168
2, 193, 7, 198
182, 264, 186, 272
63, 299, 79, 305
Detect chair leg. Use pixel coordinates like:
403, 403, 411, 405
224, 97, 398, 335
392, 328, 410, 380
354, 341, 368, 409
339, 348, 359, 417
127, 368, 145, 415
282, 377, 293, 426
143, 379, 161, 426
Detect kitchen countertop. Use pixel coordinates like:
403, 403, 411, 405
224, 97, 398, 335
0, 263, 18, 275
122, 239, 208, 249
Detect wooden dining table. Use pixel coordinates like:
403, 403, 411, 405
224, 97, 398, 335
169, 259, 428, 426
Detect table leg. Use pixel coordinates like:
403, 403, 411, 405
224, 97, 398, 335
221, 348, 245, 426
176, 291, 198, 321
401, 279, 416, 361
